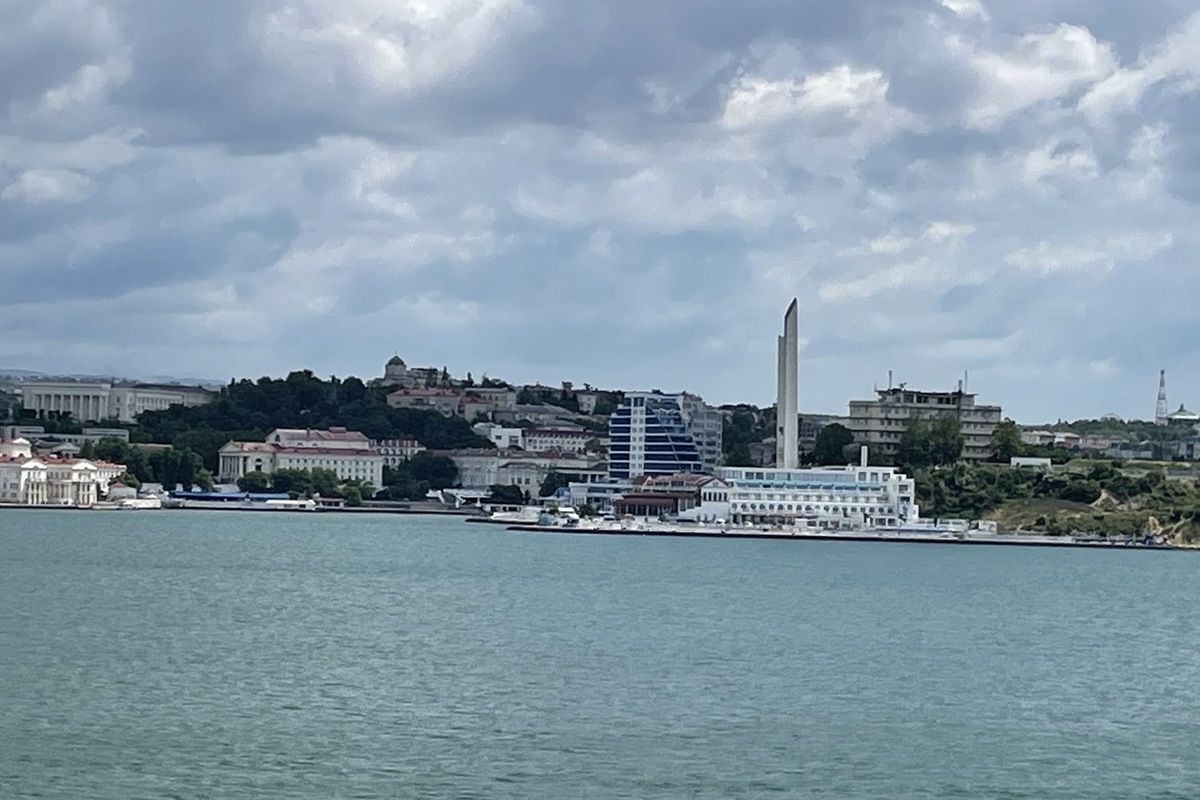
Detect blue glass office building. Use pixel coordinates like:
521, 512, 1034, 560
607, 392, 720, 479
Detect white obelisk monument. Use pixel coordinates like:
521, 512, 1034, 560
775, 299, 799, 469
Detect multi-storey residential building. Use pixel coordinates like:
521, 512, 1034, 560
385, 388, 463, 416
436, 448, 607, 494
472, 423, 525, 450
370, 439, 425, 468
523, 427, 593, 454
679, 393, 723, 471
847, 386, 1001, 462
607, 391, 722, 480
218, 428, 386, 487
469, 386, 518, 411
17, 379, 215, 423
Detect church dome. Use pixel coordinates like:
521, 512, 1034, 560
386, 355, 406, 368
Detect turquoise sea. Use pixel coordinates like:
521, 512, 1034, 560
2, 510, 1199, 798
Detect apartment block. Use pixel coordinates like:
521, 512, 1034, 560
847, 386, 1001, 462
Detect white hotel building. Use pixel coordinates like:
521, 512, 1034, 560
218, 428, 386, 487
694, 463, 918, 529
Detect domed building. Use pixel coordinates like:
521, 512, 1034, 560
373, 355, 450, 389
383, 355, 409, 384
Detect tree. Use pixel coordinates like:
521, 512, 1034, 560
115, 472, 141, 489
812, 423, 854, 466
310, 468, 341, 498
407, 452, 458, 490
725, 442, 755, 467
929, 416, 965, 466
237, 471, 271, 492
194, 468, 215, 492
593, 393, 621, 417
896, 419, 933, 470
516, 388, 538, 405
989, 419, 1024, 462
79, 440, 97, 459
94, 436, 130, 464
539, 470, 570, 498
270, 468, 313, 496
489, 484, 525, 505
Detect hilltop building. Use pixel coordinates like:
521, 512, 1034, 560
847, 383, 1002, 462
606, 391, 722, 480
17, 379, 215, 423
218, 428, 385, 487
375, 356, 449, 390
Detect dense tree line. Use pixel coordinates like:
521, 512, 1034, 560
375, 452, 460, 501
236, 467, 374, 505
131, 370, 492, 471
721, 404, 775, 466
89, 437, 215, 491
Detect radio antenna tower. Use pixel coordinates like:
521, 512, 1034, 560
1155, 369, 1169, 426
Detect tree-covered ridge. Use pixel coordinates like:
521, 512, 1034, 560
132, 370, 493, 471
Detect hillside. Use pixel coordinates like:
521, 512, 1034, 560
921, 460, 1200, 542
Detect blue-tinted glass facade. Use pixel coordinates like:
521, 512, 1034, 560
607, 393, 707, 479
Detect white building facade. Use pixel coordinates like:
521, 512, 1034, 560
523, 427, 593, 454
18, 380, 215, 423
697, 463, 919, 530
472, 423, 525, 450
371, 439, 426, 468
0, 438, 124, 506
218, 428, 386, 487
438, 448, 607, 493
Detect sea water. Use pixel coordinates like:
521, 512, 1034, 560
2, 510, 1199, 798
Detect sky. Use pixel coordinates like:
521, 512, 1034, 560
3, 0, 1200, 424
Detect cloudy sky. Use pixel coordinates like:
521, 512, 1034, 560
3, 0, 1200, 422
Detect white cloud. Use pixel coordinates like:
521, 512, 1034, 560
1022, 138, 1099, 185
1004, 232, 1173, 274
924, 222, 975, 242
962, 25, 1117, 129
721, 64, 895, 130
257, 0, 540, 95
1, 169, 93, 204
1078, 10, 1200, 123
939, 0, 990, 22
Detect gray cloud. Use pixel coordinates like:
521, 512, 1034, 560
3, 0, 1200, 422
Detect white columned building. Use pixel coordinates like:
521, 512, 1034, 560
18, 380, 216, 423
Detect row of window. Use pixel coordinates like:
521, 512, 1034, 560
733, 502, 897, 515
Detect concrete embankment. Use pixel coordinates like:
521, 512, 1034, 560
502, 524, 1180, 550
